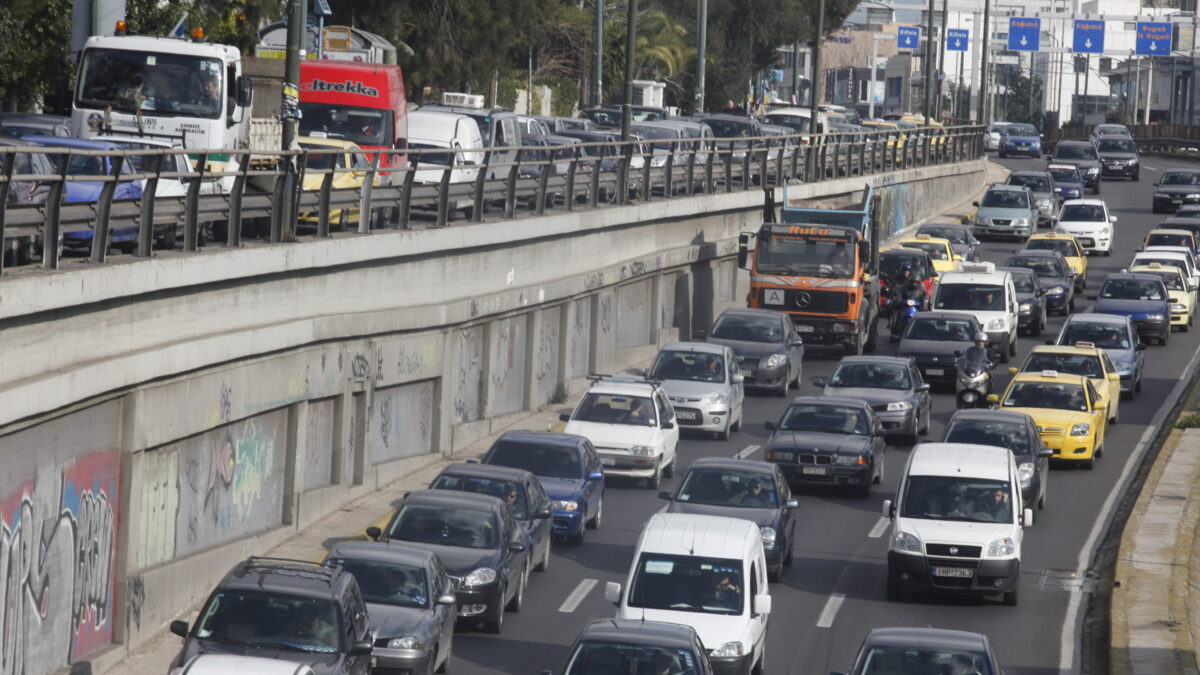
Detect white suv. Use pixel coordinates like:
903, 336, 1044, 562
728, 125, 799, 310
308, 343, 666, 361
1055, 199, 1115, 255
561, 376, 680, 488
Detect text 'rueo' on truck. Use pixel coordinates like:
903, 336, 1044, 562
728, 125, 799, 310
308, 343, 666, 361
737, 186, 880, 355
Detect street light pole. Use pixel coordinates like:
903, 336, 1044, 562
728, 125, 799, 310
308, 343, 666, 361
869, 36, 879, 119
694, 0, 708, 113
924, 0, 936, 120
593, 0, 604, 106
810, 0, 825, 128
621, 0, 638, 141
977, 0, 991, 122
937, 0, 949, 120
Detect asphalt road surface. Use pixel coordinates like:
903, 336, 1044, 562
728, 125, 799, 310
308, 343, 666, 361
444, 156, 1200, 675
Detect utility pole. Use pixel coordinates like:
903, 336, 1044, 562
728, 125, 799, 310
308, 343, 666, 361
937, 0, 949, 120
977, 0, 991, 123
924, 0, 936, 120
278, 0, 306, 242
593, 0, 603, 106
792, 41, 802, 106
810, 0, 825, 129
1143, 57, 1153, 125
869, 36, 879, 119
621, 0, 638, 140
694, 0, 708, 113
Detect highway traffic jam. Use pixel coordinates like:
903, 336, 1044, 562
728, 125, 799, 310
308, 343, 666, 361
159, 126, 1200, 675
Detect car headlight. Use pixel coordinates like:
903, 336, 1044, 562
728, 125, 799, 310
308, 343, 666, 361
1087, 167, 1100, 174
764, 353, 788, 369
704, 391, 732, 407
892, 531, 921, 553
1070, 423, 1090, 436
1147, 313, 1166, 321
1188, 194, 1200, 199
886, 400, 913, 411
629, 445, 655, 456
387, 635, 423, 650
986, 318, 1006, 330
835, 453, 867, 465
767, 449, 794, 461
711, 641, 747, 658
760, 526, 777, 549
1019, 302, 1033, 312
1172, 303, 1187, 312
463, 567, 497, 587
1017, 462, 1035, 485
1116, 360, 1134, 372
987, 536, 1016, 557
1155, 192, 1168, 197
1013, 218, 1030, 227
975, 217, 989, 225
553, 500, 579, 511
1037, 199, 1053, 209
1128, 157, 1139, 165
1046, 286, 1065, 295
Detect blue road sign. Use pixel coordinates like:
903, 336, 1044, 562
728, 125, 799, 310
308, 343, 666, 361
897, 26, 920, 50
1135, 21, 1172, 55
1072, 19, 1104, 53
946, 29, 969, 52
1008, 17, 1041, 51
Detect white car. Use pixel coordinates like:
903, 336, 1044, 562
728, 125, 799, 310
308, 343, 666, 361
1134, 248, 1200, 289
984, 122, 1011, 152
561, 375, 679, 488
932, 262, 1020, 362
1055, 199, 1115, 255
170, 654, 316, 675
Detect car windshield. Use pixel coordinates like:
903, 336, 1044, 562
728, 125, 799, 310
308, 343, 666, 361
764, 114, 811, 133
1007, 272, 1037, 293
981, 190, 1027, 209
919, 227, 969, 244
1147, 234, 1192, 248
855, 646, 996, 675
386, 504, 499, 549
325, 558, 430, 609
1009, 175, 1050, 192
1048, 167, 1081, 183
704, 119, 756, 138
1007, 257, 1065, 278
485, 442, 581, 479
1025, 352, 1103, 378
299, 103, 393, 147
301, 145, 348, 171
194, 591, 340, 653
1060, 204, 1106, 222
1056, 144, 1098, 160
650, 350, 726, 383
1161, 172, 1200, 186
943, 419, 1031, 456
1005, 124, 1037, 136
1140, 270, 1185, 291
1097, 139, 1137, 153
408, 142, 455, 166
430, 474, 528, 519
829, 363, 912, 391
572, 393, 657, 426
756, 231, 856, 277
900, 241, 948, 260
899, 475, 1014, 523
676, 468, 778, 507
1135, 258, 1188, 277
903, 317, 976, 341
1061, 323, 1131, 349
935, 284, 1005, 311
778, 402, 870, 435
1026, 239, 1076, 257
627, 553, 744, 615
75, 48, 224, 118
1101, 279, 1165, 301
880, 252, 931, 280
1003, 381, 1088, 411
564, 642, 704, 675
711, 314, 786, 343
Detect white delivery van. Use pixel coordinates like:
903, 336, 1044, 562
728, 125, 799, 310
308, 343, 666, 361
605, 513, 771, 674
405, 110, 485, 189
882, 442, 1032, 606
933, 262, 1020, 362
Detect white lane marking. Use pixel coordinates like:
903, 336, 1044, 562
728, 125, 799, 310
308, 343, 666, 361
735, 444, 762, 459
815, 593, 846, 628
868, 517, 890, 539
1058, 341, 1200, 672
1142, 164, 1158, 171
558, 578, 598, 613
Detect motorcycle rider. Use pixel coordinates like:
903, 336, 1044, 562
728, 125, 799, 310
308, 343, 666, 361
889, 263, 927, 336
956, 333, 995, 408
963, 333, 993, 369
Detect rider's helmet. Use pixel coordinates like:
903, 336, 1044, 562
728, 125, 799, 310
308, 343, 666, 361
974, 332, 988, 345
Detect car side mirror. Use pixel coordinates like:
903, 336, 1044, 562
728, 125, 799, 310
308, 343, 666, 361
789, 338, 805, 346
1038, 448, 1054, 458
169, 620, 189, 638
1007, 367, 1018, 376
881, 499, 894, 518
764, 421, 776, 431
662, 422, 675, 430
350, 640, 374, 656
738, 233, 751, 269
437, 593, 457, 605
785, 498, 799, 508
986, 394, 999, 405
559, 413, 571, 422
812, 376, 829, 388
508, 541, 527, 553
588, 471, 604, 480
534, 507, 552, 519
917, 383, 931, 392
1022, 508, 1034, 528
733, 373, 745, 384
1086, 294, 1098, 300
753, 593, 772, 616
694, 328, 709, 339
658, 490, 672, 500
1110, 216, 1118, 223
366, 526, 383, 541
1044, 339, 1055, 345
874, 422, 885, 437
972, 201, 980, 207
604, 581, 622, 605
1136, 342, 1147, 351
236, 75, 252, 108
1094, 401, 1108, 411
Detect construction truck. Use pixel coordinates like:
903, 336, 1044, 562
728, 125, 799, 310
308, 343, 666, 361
737, 186, 880, 354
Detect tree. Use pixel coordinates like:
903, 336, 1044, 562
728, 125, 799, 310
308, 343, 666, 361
1001, 68, 1043, 128
0, 0, 72, 112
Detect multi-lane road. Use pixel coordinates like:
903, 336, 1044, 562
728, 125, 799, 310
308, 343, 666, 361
435, 155, 1200, 675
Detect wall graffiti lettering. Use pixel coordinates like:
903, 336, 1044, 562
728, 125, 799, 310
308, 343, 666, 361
351, 353, 371, 382
127, 576, 145, 633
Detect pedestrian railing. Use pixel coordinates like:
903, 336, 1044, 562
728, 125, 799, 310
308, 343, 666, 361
1047, 124, 1200, 154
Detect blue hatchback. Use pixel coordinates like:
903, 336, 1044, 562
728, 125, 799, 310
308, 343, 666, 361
1093, 272, 1171, 345
998, 123, 1042, 158
481, 431, 605, 544
1048, 164, 1085, 201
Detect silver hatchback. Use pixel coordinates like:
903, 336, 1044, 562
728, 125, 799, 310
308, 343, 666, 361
646, 342, 745, 440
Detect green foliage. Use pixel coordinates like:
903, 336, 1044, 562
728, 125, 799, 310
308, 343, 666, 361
498, 73, 581, 117
0, 0, 72, 112
1176, 412, 1200, 429
999, 68, 1044, 129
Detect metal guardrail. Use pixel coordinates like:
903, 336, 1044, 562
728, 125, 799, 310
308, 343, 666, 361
0, 125, 985, 274
1047, 124, 1200, 153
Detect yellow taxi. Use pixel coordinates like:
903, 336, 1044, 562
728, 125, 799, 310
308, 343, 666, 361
990, 370, 1108, 469
1025, 232, 1087, 291
1007, 344, 1121, 425
1130, 262, 1196, 331
892, 234, 959, 273
298, 134, 376, 227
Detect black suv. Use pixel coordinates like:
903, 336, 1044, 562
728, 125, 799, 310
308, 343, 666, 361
169, 557, 373, 675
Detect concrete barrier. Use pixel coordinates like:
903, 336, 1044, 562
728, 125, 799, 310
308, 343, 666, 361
0, 159, 986, 674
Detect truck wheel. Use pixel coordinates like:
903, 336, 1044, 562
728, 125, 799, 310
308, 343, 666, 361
864, 318, 878, 352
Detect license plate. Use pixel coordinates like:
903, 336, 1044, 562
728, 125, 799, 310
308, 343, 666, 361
1173, 200, 1183, 204
925, 368, 944, 376
795, 325, 814, 333
741, 369, 754, 377
931, 566, 974, 578
1079, 238, 1094, 246
600, 457, 616, 466
802, 466, 828, 475
675, 410, 698, 421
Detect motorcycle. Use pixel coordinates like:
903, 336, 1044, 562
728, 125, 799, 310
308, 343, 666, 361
955, 355, 993, 408
889, 297, 920, 340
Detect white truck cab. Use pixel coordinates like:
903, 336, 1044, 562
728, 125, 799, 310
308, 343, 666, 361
605, 513, 772, 675
883, 443, 1031, 606
933, 262, 1019, 362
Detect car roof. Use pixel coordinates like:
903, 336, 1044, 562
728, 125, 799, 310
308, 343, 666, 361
907, 443, 1012, 480
1010, 170, 1052, 178
836, 355, 913, 367
179, 654, 315, 675
578, 618, 701, 649
661, 341, 727, 355
1064, 312, 1129, 326
584, 376, 660, 396
401, 489, 506, 513
437, 462, 534, 483
1057, 140, 1096, 147
1028, 344, 1104, 358
1102, 272, 1165, 283
1028, 232, 1080, 241
998, 266, 1036, 279
0, 136, 45, 148
636, 513, 760, 558
985, 184, 1028, 192
21, 135, 122, 150
326, 540, 437, 568
1062, 198, 1107, 206
786, 395, 871, 409
947, 409, 1033, 425
1130, 263, 1185, 279
864, 627, 989, 651
219, 557, 348, 600
298, 135, 361, 150
686, 457, 778, 476
716, 307, 789, 321
910, 310, 979, 323
918, 222, 970, 231
494, 430, 588, 448
1008, 249, 1065, 261
1009, 371, 1090, 386
1147, 228, 1195, 237
1047, 163, 1082, 172
1162, 168, 1200, 175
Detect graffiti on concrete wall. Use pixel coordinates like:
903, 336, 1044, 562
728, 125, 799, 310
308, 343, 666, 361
369, 380, 436, 464
454, 327, 484, 424
875, 182, 911, 239
569, 299, 591, 379
0, 450, 121, 674
535, 307, 561, 405
660, 273, 676, 331
490, 317, 527, 416
303, 399, 336, 489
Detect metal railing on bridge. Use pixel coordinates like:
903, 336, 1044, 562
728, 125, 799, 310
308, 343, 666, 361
1047, 124, 1200, 154
0, 124, 985, 274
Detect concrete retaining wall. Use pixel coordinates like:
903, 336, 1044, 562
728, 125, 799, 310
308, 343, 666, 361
0, 159, 986, 674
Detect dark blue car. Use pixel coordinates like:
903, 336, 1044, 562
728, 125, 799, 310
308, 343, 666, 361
1093, 272, 1171, 345
998, 123, 1042, 158
481, 431, 605, 544
1048, 164, 1085, 200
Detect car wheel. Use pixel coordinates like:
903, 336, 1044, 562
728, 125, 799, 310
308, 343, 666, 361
1009, 336, 1017, 357
663, 456, 675, 478
999, 150, 1007, 158
777, 376, 790, 397
1002, 585, 1019, 606
1038, 484, 1047, 509
1102, 247, 1111, 257
1082, 457, 1095, 470
1031, 313, 1043, 337
1161, 331, 1170, 347
587, 497, 602, 530
1069, 296, 1076, 312
999, 343, 1010, 364
537, 537, 551, 572
1134, 171, 1140, 182
717, 419, 731, 441
482, 593, 505, 633
647, 463, 663, 489
506, 561, 528, 612
918, 406, 930, 435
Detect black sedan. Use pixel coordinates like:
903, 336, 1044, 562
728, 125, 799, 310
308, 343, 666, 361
942, 409, 1051, 509
1000, 266, 1047, 337
544, 619, 716, 675
659, 457, 798, 580
323, 542, 457, 675
1152, 169, 1200, 213
896, 311, 985, 388
833, 627, 1005, 675
704, 308, 804, 396
367, 490, 532, 634
1003, 250, 1075, 315
917, 223, 980, 262
1096, 136, 1140, 180
764, 396, 886, 497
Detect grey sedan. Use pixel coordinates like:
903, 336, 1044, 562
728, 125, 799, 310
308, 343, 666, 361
646, 342, 745, 439
813, 356, 932, 444
324, 542, 456, 675
1053, 313, 1147, 399
972, 184, 1037, 241
705, 308, 804, 397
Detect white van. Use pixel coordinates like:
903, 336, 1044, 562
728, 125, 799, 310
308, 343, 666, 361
932, 262, 1020, 362
405, 110, 484, 187
604, 513, 771, 674
882, 443, 1032, 606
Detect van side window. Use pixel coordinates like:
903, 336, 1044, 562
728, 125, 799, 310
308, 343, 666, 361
750, 564, 759, 609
